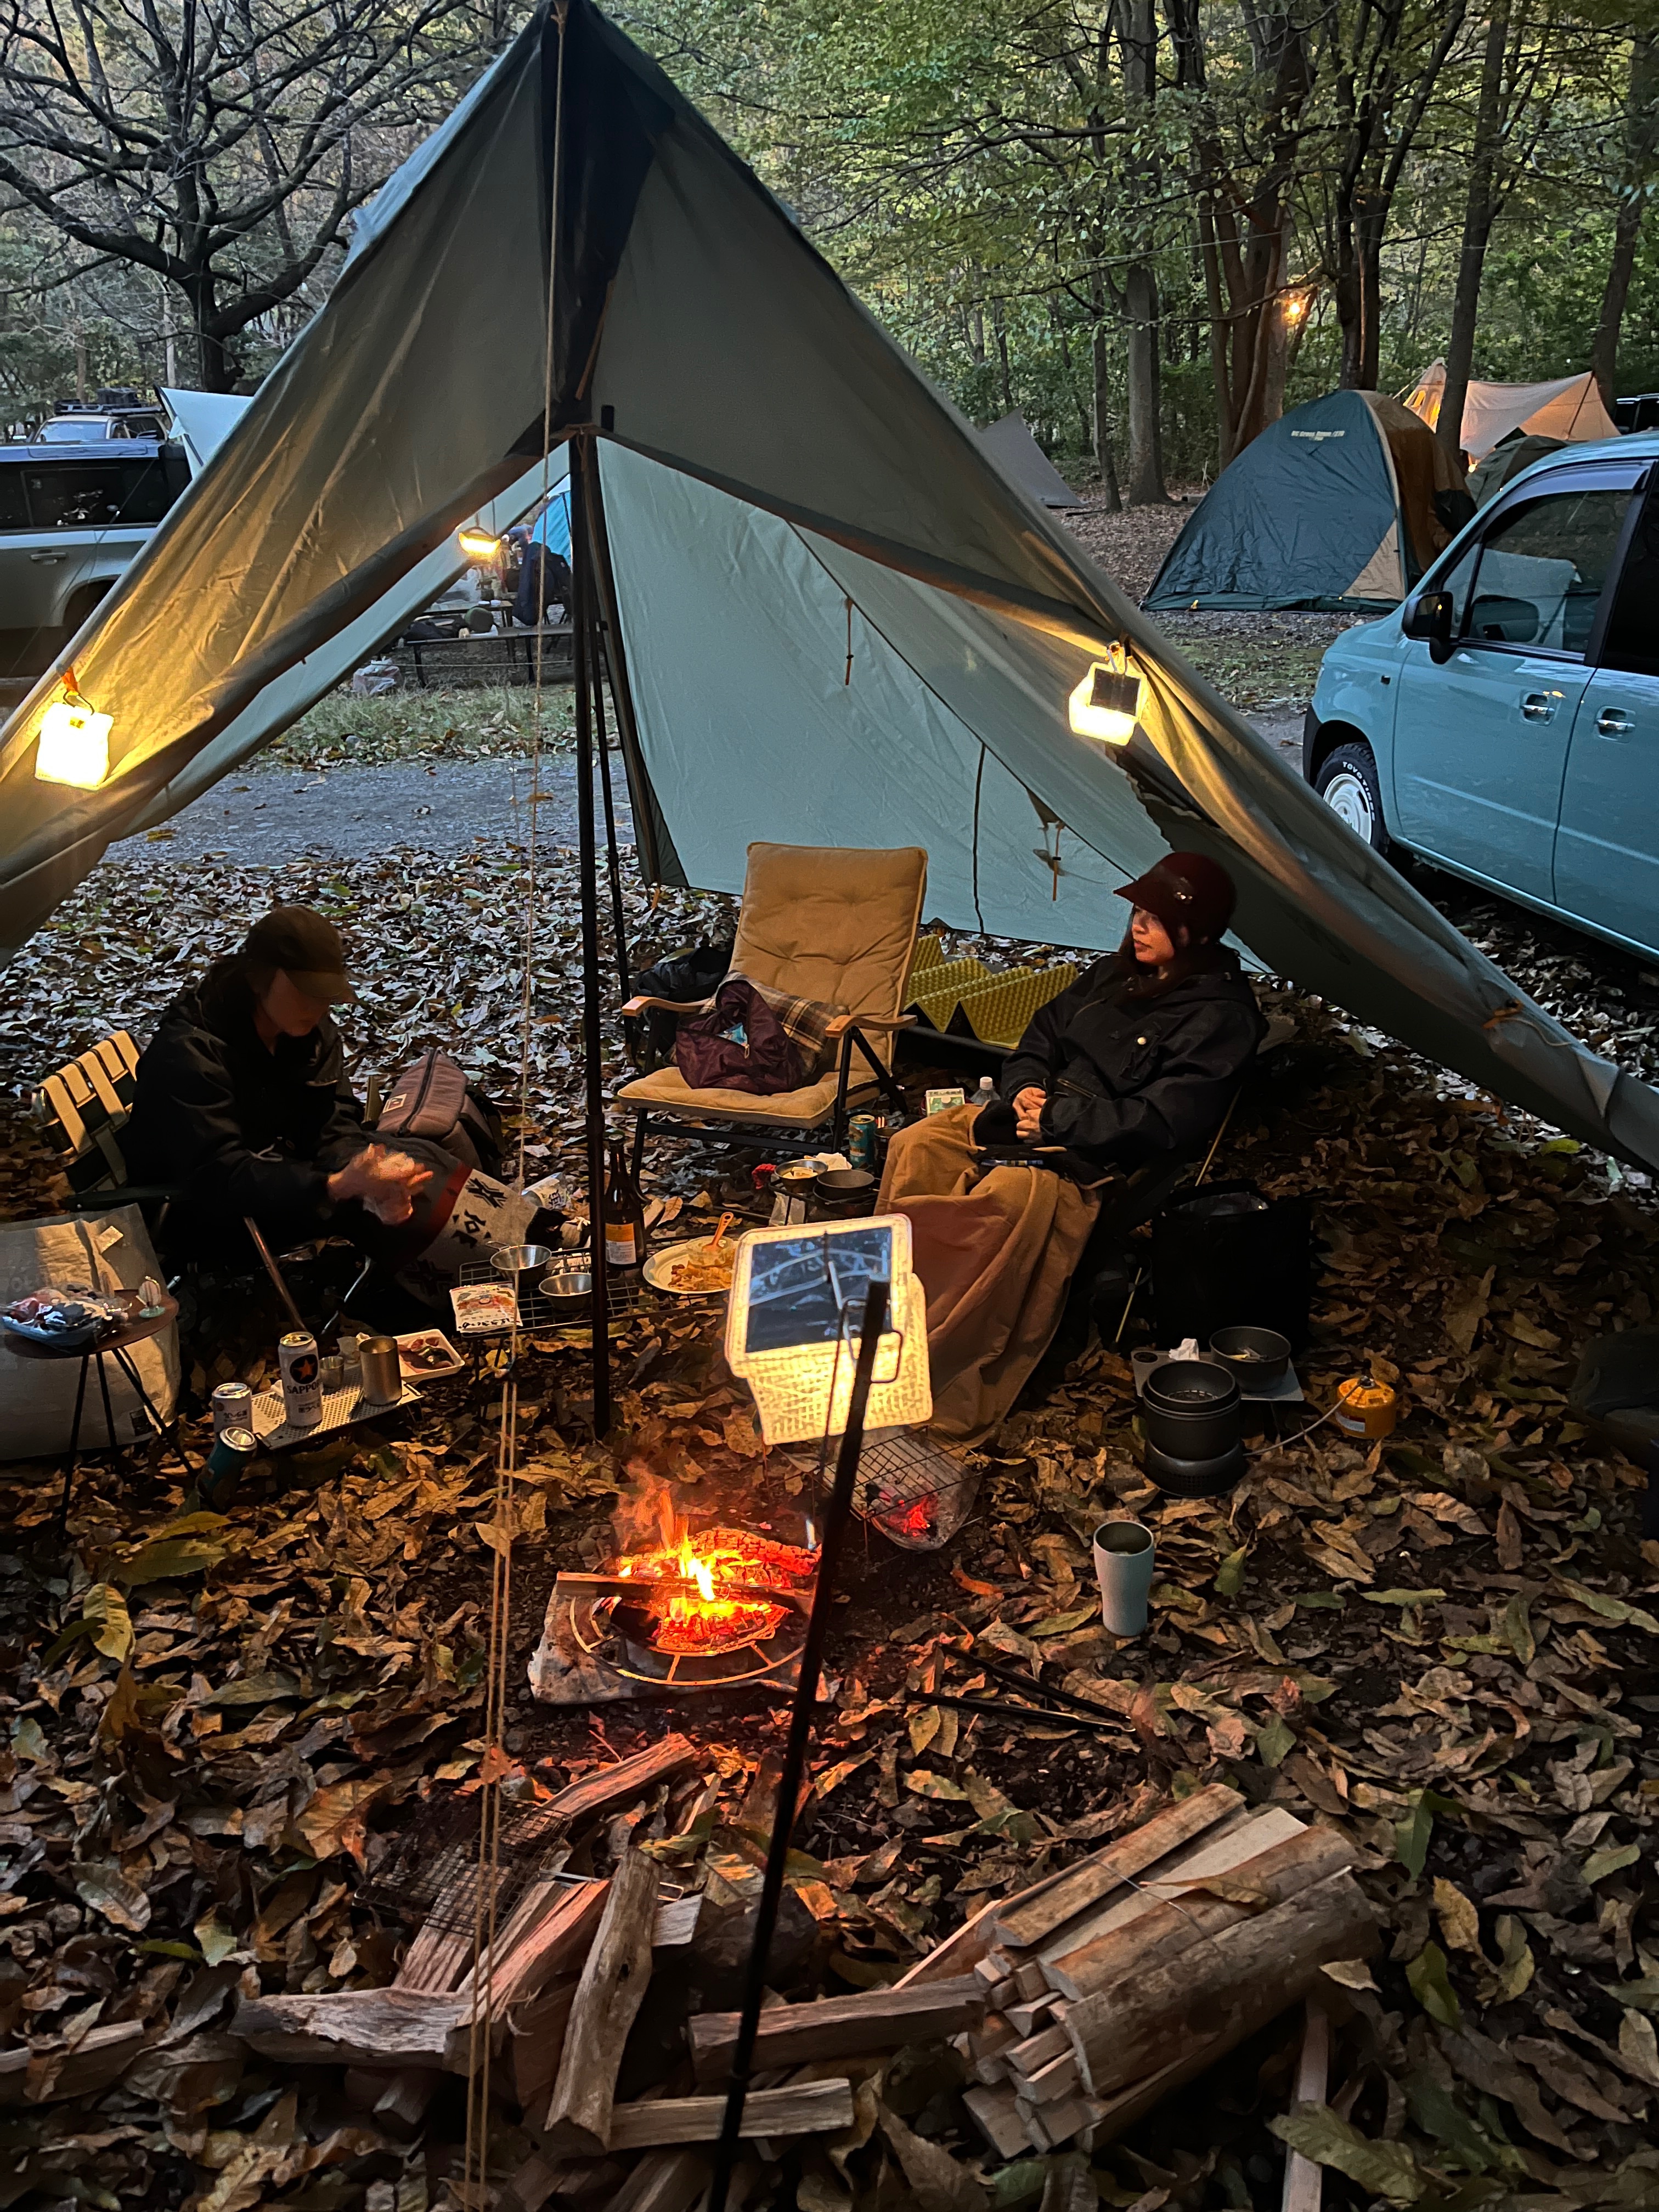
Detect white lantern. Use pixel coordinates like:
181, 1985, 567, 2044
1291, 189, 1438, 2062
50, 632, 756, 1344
1068, 654, 1144, 745
35, 697, 113, 788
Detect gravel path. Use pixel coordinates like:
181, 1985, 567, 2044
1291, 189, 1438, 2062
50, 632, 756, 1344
106, 753, 633, 867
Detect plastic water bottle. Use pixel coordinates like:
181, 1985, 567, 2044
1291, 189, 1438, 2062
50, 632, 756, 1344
977, 1076, 996, 1105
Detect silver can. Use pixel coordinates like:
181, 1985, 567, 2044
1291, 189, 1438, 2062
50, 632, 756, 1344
278, 1331, 323, 1428
211, 1380, 253, 1437
847, 1115, 877, 1170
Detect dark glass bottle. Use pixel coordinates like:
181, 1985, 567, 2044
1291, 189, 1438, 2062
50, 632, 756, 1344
602, 1139, 647, 1271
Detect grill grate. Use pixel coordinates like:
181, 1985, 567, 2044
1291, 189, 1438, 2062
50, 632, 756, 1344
456, 1257, 653, 1336
848, 1429, 977, 1550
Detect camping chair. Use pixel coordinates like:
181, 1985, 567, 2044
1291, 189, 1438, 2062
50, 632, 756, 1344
34, 1034, 362, 1337
618, 843, 927, 1167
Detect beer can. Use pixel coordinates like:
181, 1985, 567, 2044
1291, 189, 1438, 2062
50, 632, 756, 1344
200, 1425, 257, 1508
278, 1330, 323, 1428
211, 1381, 253, 1437
847, 1115, 877, 1170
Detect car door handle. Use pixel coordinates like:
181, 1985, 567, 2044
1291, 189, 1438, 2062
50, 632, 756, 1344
1596, 707, 1635, 736
28, 551, 66, 563
1520, 691, 1561, 723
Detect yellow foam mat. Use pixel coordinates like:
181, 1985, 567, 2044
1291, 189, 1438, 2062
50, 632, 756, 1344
951, 964, 1077, 1048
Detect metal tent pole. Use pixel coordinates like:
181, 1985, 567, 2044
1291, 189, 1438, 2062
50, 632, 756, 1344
578, 440, 631, 1002
569, 441, 611, 1437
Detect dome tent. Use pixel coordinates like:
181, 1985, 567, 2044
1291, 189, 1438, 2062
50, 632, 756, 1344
1144, 390, 1472, 613
1, 1, 1657, 1173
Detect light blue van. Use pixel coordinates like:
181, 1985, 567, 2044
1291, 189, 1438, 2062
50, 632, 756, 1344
1304, 432, 1659, 962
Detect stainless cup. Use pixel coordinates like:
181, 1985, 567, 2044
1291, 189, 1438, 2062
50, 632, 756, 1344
359, 1335, 401, 1404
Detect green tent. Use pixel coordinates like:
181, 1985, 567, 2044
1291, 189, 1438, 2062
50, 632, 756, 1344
1, 0, 1655, 1170
1146, 390, 1471, 612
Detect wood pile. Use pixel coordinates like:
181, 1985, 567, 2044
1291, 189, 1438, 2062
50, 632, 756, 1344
221, 1745, 1376, 2205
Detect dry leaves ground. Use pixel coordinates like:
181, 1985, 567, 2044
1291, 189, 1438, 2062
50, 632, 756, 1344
1, 816, 1657, 2209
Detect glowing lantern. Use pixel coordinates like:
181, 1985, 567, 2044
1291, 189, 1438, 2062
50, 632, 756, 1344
35, 696, 113, 788
1068, 651, 1143, 745
457, 526, 502, 561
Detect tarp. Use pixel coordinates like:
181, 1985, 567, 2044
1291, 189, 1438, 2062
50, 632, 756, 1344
1144, 390, 1465, 612
976, 412, 1082, 507
1405, 361, 1620, 459
3, 0, 1658, 1173
161, 388, 253, 475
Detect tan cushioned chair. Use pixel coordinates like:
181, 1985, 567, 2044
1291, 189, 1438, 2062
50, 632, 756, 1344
618, 842, 927, 1133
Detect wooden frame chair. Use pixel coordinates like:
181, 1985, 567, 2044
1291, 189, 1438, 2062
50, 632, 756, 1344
617, 843, 928, 1167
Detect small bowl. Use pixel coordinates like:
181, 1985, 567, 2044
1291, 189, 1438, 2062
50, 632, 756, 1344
815, 1167, 874, 1199
1207, 1325, 1291, 1386
540, 1263, 594, 1312
492, 1243, 554, 1293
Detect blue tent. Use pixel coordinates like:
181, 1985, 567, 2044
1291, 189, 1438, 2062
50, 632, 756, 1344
1146, 390, 1468, 612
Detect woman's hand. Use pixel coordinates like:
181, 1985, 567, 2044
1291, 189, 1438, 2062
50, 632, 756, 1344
1012, 1086, 1047, 1141
329, 1144, 434, 1224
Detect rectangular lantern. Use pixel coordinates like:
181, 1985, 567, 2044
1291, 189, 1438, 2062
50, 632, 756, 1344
35, 697, 113, 788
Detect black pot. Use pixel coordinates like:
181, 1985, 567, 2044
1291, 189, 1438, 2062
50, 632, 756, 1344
1208, 1325, 1291, 1387
1145, 1438, 1247, 1498
1142, 1358, 1242, 1462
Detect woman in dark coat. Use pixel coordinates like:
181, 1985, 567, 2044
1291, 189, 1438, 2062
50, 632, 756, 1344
878, 852, 1262, 1440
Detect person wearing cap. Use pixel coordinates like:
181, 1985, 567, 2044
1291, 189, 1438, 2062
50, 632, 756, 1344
878, 851, 1263, 1441
125, 907, 461, 1283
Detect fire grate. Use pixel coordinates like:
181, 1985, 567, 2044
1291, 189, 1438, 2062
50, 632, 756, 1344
357, 1784, 588, 1936
456, 1257, 653, 1336
848, 1427, 978, 1551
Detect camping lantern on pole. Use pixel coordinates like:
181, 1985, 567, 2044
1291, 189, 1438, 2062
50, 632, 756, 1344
1068, 644, 1144, 746
34, 677, 113, 790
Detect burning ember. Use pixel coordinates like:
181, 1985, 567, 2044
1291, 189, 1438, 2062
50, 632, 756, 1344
874, 1490, 936, 1545
605, 1475, 816, 1657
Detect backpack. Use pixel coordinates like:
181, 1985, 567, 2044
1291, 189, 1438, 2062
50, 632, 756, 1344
376, 1049, 507, 1178
674, 978, 805, 1096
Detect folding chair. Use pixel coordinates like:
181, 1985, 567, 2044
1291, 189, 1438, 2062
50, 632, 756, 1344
618, 843, 928, 1167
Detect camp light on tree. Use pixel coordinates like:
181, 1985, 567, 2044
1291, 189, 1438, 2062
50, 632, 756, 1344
1068, 651, 1143, 745
35, 694, 113, 789
457, 526, 502, 561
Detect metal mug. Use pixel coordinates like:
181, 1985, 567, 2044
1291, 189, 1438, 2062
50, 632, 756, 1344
359, 1335, 401, 1404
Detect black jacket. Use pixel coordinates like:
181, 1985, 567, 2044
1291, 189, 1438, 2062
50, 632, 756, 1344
124, 973, 366, 1243
1000, 946, 1264, 1173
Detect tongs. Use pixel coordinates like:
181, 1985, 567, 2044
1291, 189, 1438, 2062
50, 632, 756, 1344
905, 1651, 1120, 1734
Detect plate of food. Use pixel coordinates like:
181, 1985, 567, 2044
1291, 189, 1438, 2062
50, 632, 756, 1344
644, 1232, 740, 1299
396, 1328, 465, 1378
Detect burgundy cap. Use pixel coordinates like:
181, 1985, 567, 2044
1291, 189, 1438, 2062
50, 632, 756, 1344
1116, 852, 1237, 941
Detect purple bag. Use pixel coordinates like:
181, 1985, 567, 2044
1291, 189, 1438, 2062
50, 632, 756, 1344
675, 979, 805, 1096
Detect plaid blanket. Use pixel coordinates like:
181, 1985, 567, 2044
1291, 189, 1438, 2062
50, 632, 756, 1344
726, 972, 844, 1076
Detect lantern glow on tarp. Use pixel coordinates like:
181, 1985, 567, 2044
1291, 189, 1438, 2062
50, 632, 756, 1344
1068, 653, 1144, 745
35, 697, 113, 789
457, 526, 502, 561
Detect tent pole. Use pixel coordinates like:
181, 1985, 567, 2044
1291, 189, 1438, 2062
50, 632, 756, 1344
569, 438, 611, 1437
579, 441, 631, 1000
583, 437, 676, 890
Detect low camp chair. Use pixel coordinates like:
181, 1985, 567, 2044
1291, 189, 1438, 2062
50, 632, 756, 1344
618, 843, 927, 1165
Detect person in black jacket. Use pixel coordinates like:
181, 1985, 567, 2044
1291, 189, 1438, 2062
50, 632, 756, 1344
125, 906, 447, 1270
877, 851, 1262, 1441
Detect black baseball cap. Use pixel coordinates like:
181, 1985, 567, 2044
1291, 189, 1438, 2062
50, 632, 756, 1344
242, 906, 355, 1004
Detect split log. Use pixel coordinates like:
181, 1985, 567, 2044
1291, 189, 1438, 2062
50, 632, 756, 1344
1281, 2000, 1333, 2212
1068, 1868, 1378, 2101
652, 1893, 703, 1950
687, 1975, 985, 2086
460, 1877, 608, 2008
543, 1844, 659, 2153
993, 1783, 1243, 1950
540, 1735, 699, 1825
606, 2078, 855, 2149
510, 1978, 579, 2113
608, 2149, 712, 2212
0, 2020, 156, 2106
963, 2081, 1031, 2160
1005, 2021, 1071, 2079
1045, 1822, 1356, 2002
232, 1989, 471, 2072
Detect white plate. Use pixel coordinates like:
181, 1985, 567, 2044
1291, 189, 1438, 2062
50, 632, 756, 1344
396, 1329, 464, 1379
643, 1235, 737, 1298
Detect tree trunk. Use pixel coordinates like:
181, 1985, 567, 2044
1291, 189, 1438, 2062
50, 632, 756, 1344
1091, 314, 1123, 510
1590, 28, 1658, 411
1438, 0, 1510, 464
1122, 0, 1169, 503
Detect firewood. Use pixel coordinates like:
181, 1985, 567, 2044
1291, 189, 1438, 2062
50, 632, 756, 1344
652, 1893, 703, 1949
994, 1783, 1243, 1951
373, 2067, 442, 2135
1068, 1868, 1378, 2100
510, 1978, 579, 2112
539, 1735, 700, 1825
543, 1845, 659, 2153
1281, 2000, 1333, 2212
498, 2149, 624, 2212
232, 1989, 470, 2072
461, 1877, 609, 2008
1004, 1995, 1054, 2038
687, 1976, 985, 2086
608, 2149, 712, 2212
1022, 2046, 1082, 2105
0, 2019, 154, 2106
1045, 1821, 1355, 2002
973, 1948, 1016, 1993
1005, 2021, 1070, 2078
963, 2081, 1034, 2160
1011, 1959, 1047, 2001
990, 1976, 1020, 2011
604, 2077, 855, 2148
1021, 2089, 1103, 2147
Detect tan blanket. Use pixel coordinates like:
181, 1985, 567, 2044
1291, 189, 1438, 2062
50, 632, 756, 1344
879, 1103, 1101, 1442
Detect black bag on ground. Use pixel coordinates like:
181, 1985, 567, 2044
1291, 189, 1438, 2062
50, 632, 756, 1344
1149, 1180, 1314, 1348
628, 941, 734, 1068
376, 1049, 507, 1178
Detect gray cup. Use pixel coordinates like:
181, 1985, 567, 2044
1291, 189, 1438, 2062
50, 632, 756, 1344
1093, 1519, 1155, 1637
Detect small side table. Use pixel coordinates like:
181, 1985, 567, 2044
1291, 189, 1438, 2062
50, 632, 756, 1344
3, 1299, 191, 1535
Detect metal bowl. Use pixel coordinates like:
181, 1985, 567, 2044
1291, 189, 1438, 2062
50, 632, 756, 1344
492, 1243, 555, 1293
540, 1263, 595, 1312
1207, 1325, 1291, 1386
815, 1167, 874, 1199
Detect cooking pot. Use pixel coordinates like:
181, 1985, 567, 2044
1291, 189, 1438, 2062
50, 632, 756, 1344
1144, 1438, 1247, 1498
1141, 1358, 1242, 1463
1207, 1325, 1291, 1387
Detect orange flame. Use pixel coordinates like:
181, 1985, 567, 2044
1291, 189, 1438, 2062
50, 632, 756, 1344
610, 1467, 815, 1655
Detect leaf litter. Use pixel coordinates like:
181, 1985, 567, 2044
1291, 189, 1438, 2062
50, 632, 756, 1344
0, 812, 1654, 2209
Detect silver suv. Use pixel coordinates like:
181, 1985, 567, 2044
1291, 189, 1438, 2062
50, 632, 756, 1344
0, 437, 188, 676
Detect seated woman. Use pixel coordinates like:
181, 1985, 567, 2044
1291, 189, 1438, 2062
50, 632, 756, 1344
878, 853, 1262, 1442
123, 905, 543, 1311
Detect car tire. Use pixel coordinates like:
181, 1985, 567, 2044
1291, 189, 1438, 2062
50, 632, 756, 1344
1315, 740, 1391, 856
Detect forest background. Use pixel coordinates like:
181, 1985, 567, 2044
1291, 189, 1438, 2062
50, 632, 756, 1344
0, 0, 1654, 505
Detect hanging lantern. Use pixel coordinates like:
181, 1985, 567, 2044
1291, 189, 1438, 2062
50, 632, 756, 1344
457, 526, 502, 561
35, 692, 113, 788
1068, 645, 1143, 745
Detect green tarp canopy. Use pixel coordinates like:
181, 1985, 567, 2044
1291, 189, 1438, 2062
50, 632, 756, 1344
2, 0, 1656, 1171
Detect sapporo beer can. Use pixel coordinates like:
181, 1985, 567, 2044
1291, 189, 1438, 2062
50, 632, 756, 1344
211, 1381, 253, 1437
847, 1115, 877, 1170
279, 1330, 323, 1429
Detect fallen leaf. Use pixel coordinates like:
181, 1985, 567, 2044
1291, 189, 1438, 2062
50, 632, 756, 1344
294, 1779, 386, 1866
1434, 1876, 1483, 1959
1269, 2105, 1423, 2205
1407, 1941, 1462, 2028
82, 1582, 133, 1662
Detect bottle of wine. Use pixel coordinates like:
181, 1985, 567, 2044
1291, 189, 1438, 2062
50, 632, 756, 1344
602, 1139, 647, 1270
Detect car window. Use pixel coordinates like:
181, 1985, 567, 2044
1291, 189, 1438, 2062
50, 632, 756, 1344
1460, 487, 1632, 656
1436, 538, 1482, 633
1600, 480, 1658, 677
21, 459, 173, 530
0, 466, 26, 531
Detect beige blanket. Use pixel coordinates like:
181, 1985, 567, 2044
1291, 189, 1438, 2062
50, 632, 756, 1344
879, 1103, 1101, 1443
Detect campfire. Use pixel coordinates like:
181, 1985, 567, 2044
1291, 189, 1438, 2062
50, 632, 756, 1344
609, 1522, 816, 1656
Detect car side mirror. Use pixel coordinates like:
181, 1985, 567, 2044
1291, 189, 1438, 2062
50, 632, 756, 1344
1402, 588, 1455, 664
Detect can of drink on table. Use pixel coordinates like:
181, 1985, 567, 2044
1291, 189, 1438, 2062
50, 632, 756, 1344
201, 1426, 257, 1508
847, 1115, 877, 1170
278, 1331, 322, 1427
211, 1380, 253, 1437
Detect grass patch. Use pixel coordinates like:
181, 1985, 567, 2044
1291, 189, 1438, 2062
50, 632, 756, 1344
261, 684, 576, 771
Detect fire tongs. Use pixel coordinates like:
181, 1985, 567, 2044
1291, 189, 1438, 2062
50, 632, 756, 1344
906, 1652, 1119, 1734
